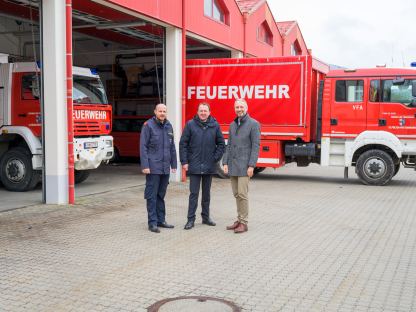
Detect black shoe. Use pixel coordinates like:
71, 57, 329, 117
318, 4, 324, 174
202, 218, 216, 226
184, 220, 194, 230
157, 221, 174, 229
149, 225, 160, 233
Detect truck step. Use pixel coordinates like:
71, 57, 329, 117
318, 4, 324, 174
329, 155, 345, 166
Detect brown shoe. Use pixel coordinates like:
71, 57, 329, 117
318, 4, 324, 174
234, 223, 248, 233
226, 221, 240, 230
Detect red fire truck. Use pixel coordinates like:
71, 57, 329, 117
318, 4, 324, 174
186, 56, 416, 185
0, 62, 113, 191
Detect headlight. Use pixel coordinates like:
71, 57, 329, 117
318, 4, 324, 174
105, 140, 113, 147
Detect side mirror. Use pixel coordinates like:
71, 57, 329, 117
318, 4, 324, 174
392, 77, 405, 85
31, 75, 40, 99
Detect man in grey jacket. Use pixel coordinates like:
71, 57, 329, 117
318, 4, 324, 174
223, 98, 260, 233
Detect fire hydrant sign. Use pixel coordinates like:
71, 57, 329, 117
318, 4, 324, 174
186, 57, 306, 126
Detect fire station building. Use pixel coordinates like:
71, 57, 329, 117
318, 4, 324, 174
0, 0, 309, 204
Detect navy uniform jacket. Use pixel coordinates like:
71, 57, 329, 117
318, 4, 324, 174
140, 116, 177, 174
179, 115, 225, 175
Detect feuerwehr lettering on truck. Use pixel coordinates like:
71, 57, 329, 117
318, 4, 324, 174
73, 110, 107, 120
187, 85, 290, 100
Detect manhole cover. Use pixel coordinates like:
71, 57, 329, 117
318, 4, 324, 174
148, 296, 241, 312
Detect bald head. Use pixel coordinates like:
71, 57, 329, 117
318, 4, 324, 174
154, 103, 167, 122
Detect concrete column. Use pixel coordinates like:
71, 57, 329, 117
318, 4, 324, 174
165, 26, 182, 182
42, 0, 68, 203
231, 50, 243, 58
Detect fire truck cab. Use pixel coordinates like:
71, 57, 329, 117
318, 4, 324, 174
321, 68, 416, 184
0, 62, 113, 191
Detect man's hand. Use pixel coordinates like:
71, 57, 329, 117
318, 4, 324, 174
182, 164, 189, 171
142, 168, 150, 174
247, 167, 254, 178
171, 168, 177, 173
223, 165, 228, 174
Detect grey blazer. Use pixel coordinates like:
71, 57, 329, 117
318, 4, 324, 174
223, 113, 260, 176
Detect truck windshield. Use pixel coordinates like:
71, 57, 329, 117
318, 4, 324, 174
73, 76, 108, 104
382, 79, 416, 106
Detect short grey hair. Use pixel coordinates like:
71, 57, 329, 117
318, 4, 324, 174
234, 98, 248, 110
154, 103, 167, 110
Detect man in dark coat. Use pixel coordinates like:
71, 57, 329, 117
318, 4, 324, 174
223, 98, 260, 233
179, 102, 225, 230
140, 103, 177, 233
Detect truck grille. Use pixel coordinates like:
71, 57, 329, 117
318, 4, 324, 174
74, 121, 101, 136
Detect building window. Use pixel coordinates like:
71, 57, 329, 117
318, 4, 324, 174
258, 21, 273, 46
204, 0, 228, 24
335, 80, 364, 102
291, 40, 302, 56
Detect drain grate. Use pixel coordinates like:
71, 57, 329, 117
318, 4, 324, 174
148, 296, 241, 312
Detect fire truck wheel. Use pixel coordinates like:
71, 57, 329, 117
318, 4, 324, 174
356, 149, 395, 186
0, 147, 40, 192
75, 170, 90, 184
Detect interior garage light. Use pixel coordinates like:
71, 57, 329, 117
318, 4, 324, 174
96, 21, 146, 30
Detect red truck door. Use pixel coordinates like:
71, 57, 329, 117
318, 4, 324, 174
377, 77, 416, 138
11, 72, 42, 137
329, 77, 367, 137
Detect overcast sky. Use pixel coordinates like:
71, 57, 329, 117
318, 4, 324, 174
268, 0, 416, 68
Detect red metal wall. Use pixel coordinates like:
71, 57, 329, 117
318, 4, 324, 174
105, 0, 285, 57
106, 0, 183, 27
186, 0, 244, 51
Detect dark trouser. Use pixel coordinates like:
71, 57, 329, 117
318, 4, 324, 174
187, 174, 213, 222
144, 174, 170, 226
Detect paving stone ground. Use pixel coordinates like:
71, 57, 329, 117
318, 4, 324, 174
1, 164, 416, 312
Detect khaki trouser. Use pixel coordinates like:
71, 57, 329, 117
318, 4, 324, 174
230, 176, 250, 224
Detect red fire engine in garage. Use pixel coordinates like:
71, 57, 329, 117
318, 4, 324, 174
186, 56, 416, 185
0, 62, 113, 191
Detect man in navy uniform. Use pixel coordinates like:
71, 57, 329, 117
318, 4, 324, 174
140, 103, 177, 233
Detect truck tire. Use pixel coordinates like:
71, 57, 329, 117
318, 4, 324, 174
75, 170, 90, 184
356, 149, 395, 186
0, 147, 41, 191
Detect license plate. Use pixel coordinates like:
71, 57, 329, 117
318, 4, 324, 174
84, 141, 98, 149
